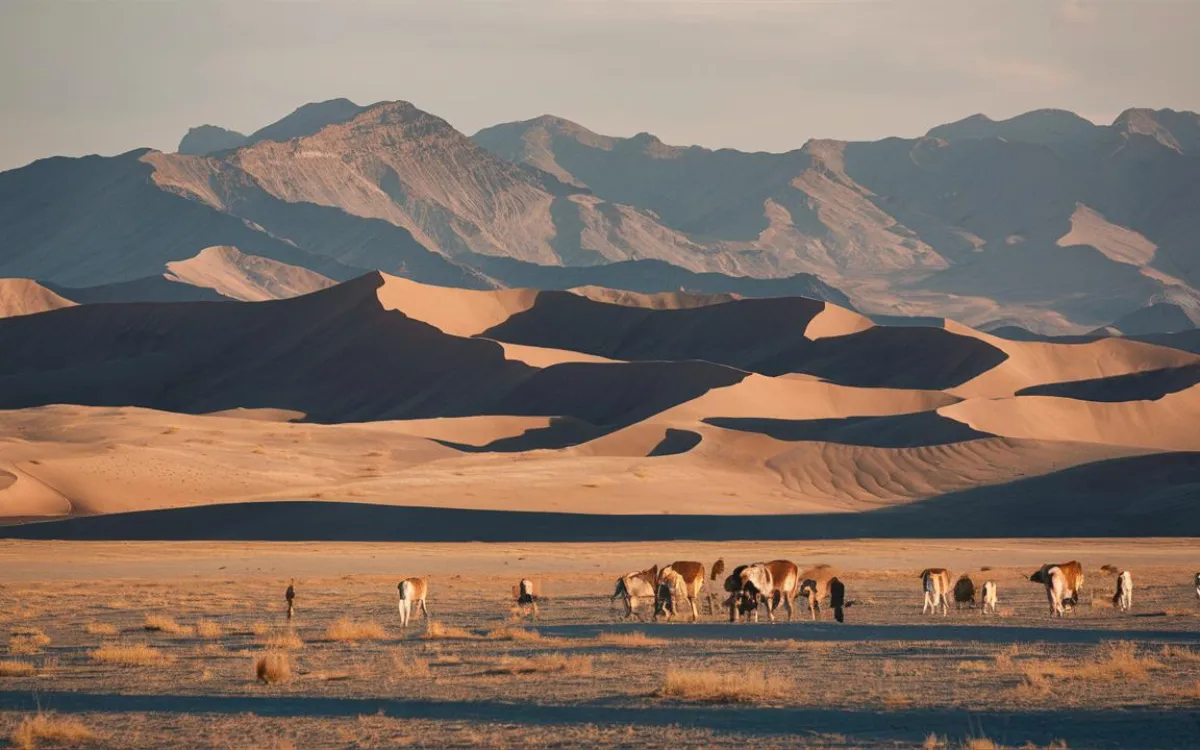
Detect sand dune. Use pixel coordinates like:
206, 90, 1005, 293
375, 273, 539, 336
0, 278, 75, 318
941, 385, 1200, 451
164, 245, 335, 301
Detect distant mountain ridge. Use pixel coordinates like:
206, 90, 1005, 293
2, 99, 1199, 333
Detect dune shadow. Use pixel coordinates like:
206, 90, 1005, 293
703, 412, 991, 448
1016, 364, 1200, 402
647, 428, 702, 456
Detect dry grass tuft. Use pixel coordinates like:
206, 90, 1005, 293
83, 622, 118, 636
325, 618, 387, 642
486, 653, 593, 675
422, 621, 478, 640
962, 739, 999, 750
143, 614, 192, 636
595, 631, 668, 648
485, 627, 544, 642
1016, 641, 1161, 692
0, 660, 36, 677
10, 713, 95, 750
88, 643, 170, 666
660, 667, 793, 703
392, 650, 432, 677
254, 652, 291, 684
258, 630, 304, 650
1160, 644, 1200, 663
922, 733, 946, 750
8, 628, 51, 655
195, 620, 224, 639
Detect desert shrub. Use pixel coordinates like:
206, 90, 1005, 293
88, 643, 170, 666
325, 618, 387, 642
143, 614, 191, 636
660, 667, 792, 703
84, 622, 118, 636
10, 713, 94, 750
255, 652, 291, 684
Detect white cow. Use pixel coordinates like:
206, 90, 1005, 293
397, 577, 429, 628
1113, 570, 1133, 613
612, 566, 658, 620
1194, 572, 1199, 603
980, 581, 998, 615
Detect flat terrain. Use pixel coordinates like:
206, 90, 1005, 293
2, 540, 1198, 748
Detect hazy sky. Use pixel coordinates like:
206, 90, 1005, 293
2, 0, 1198, 171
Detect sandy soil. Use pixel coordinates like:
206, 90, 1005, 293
1, 540, 1198, 749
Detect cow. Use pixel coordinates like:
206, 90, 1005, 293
953, 575, 977, 611
1113, 570, 1133, 613
796, 564, 836, 621
656, 561, 705, 622
1029, 561, 1085, 617
285, 580, 296, 620
612, 565, 658, 620
980, 581, 998, 615
397, 577, 429, 628
1194, 572, 1199, 603
920, 569, 951, 616
730, 560, 799, 623
514, 578, 539, 619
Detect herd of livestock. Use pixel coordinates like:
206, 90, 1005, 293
381, 563, 1200, 627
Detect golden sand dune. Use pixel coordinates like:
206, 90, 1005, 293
0, 274, 1197, 531
941, 385, 1200, 451
0, 278, 75, 319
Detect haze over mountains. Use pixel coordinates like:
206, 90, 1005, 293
2, 97, 1199, 334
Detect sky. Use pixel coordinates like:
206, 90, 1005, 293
2, 0, 1199, 171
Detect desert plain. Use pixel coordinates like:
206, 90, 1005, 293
1, 539, 1199, 749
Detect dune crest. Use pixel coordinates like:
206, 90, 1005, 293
0, 278, 76, 319
165, 245, 336, 301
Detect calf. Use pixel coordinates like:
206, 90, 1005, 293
1113, 570, 1133, 613
920, 568, 951, 616
980, 581, 998, 615
612, 566, 658, 620
1030, 561, 1084, 617
397, 577, 429, 628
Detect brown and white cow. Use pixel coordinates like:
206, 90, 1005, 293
729, 560, 800, 623
1113, 570, 1133, 613
920, 569, 951, 616
612, 565, 658, 620
514, 578, 540, 619
656, 561, 706, 622
796, 564, 836, 621
1030, 561, 1085, 617
397, 577, 429, 628
980, 581, 998, 615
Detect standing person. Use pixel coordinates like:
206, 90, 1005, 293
285, 580, 296, 620
829, 577, 846, 623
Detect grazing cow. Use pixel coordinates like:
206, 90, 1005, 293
730, 560, 799, 623
980, 581, 998, 615
656, 561, 706, 622
920, 569, 951, 616
796, 564, 836, 621
612, 566, 658, 620
1194, 572, 1199, 602
1029, 561, 1085, 617
829, 577, 847, 623
953, 575, 977, 611
397, 577, 429, 628
1113, 570, 1133, 613
514, 578, 539, 619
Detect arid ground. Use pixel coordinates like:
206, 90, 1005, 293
2, 539, 1198, 749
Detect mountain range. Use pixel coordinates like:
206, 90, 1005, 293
3, 98, 1199, 334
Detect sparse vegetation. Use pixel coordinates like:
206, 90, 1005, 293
485, 653, 593, 675
84, 622, 118, 636
422, 621, 477, 640
255, 652, 291, 684
259, 630, 304, 650
595, 631, 667, 648
392, 650, 431, 677
8, 629, 51, 654
485, 626, 543, 642
0, 660, 36, 676
325, 618, 387, 642
143, 614, 192, 635
88, 643, 170, 666
660, 667, 793, 703
195, 620, 224, 638
9, 713, 95, 750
